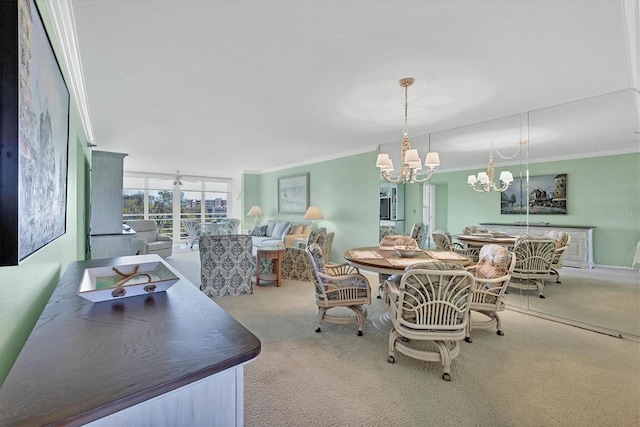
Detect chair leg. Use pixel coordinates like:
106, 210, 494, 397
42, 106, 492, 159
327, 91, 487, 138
435, 340, 454, 381
495, 312, 504, 336
465, 320, 472, 343
388, 329, 400, 363
316, 307, 327, 332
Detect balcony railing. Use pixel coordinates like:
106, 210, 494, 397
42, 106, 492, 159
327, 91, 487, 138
123, 213, 228, 241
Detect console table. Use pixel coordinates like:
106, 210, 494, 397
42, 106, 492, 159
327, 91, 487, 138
480, 223, 595, 269
0, 255, 261, 426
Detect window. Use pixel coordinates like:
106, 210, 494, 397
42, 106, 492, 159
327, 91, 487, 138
123, 174, 230, 241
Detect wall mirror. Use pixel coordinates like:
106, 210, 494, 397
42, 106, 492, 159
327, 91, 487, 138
378, 88, 639, 339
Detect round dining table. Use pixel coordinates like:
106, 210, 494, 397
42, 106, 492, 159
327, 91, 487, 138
343, 246, 473, 332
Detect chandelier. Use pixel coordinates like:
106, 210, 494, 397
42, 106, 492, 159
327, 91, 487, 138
376, 78, 440, 184
467, 148, 514, 193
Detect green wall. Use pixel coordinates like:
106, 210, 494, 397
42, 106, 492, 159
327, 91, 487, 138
424, 153, 640, 267
243, 152, 380, 262
0, 1, 89, 385
245, 152, 638, 268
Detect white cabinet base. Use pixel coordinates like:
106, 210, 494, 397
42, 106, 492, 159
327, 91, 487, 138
482, 224, 595, 269
87, 365, 246, 427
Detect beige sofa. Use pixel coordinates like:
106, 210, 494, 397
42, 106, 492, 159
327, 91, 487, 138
249, 220, 312, 250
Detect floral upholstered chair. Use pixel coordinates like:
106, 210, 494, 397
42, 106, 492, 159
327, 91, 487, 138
282, 227, 327, 282
410, 222, 426, 248
465, 244, 515, 342
199, 235, 254, 297
386, 261, 474, 381
508, 237, 556, 298
544, 230, 572, 283
306, 243, 371, 336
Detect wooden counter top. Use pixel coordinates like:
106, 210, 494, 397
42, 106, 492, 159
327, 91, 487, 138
0, 255, 261, 426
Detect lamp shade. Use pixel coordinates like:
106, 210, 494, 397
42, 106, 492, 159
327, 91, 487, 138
499, 170, 514, 183
376, 153, 391, 168
246, 205, 263, 217
303, 206, 324, 220
425, 152, 440, 167
403, 149, 420, 165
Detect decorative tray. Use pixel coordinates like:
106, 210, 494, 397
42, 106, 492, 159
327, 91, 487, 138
78, 259, 179, 303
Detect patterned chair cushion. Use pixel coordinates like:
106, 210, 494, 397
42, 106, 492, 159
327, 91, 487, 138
199, 235, 254, 298
476, 244, 510, 280
308, 243, 326, 276
282, 247, 314, 282
250, 225, 268, 236
545, 230, 569, 248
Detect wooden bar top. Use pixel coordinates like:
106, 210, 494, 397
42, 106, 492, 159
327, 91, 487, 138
0, 255, 261, 426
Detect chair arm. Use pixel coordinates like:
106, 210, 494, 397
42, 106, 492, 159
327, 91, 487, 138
157, 234, 171, 242
473, 274, 511, 289
131, 238, 147, 255
317, 271, 369, 289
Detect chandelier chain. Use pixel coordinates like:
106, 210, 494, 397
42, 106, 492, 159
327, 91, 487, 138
491, 142, 521, 160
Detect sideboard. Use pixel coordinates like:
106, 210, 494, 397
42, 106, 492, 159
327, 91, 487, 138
479, 223, 595, 269
0, 255, 261, 426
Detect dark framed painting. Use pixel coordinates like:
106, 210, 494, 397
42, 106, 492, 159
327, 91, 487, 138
501, 174, 567, 215
278, 173, 309, 214
0, 0, 70, 265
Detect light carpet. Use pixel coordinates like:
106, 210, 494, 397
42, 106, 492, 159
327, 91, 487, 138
165, 247, 640, 426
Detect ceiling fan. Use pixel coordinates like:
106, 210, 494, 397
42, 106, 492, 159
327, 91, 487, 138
156, 171, 196, 188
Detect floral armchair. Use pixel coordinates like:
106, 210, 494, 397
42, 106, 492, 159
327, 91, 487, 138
199, 235, 254, 297
282, 227, 329, 282
544, 230, 572, 283
306, 243, 371, 336
465, 244, 515, 341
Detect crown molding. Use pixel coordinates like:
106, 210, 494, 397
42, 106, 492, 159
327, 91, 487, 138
45, 0, 94, 143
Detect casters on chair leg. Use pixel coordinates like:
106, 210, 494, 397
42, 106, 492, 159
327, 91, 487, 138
442, 373, 451, 381
357, 330, 363, 336
539, 294, 546, 299
497, 330, 504, 336
387, 356, 395, 364
377, 295, 381, 299
464, 337, 472, 343
556, 279, 561, 284
315, 327, 321, 333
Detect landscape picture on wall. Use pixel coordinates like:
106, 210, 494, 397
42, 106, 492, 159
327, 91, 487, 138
17, 0, 70, 260
500, 174, 567, 215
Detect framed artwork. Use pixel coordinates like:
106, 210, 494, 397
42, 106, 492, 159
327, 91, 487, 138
0, 0, 70, 265
278, 173, 309, 214
501, 173, 567, 215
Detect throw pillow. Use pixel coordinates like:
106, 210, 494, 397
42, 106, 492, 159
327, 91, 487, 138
476, 244, 509, 280
302, 224, 313, 234
282, 224, 294, 237
291, 224, 304, 235
265, 220, 277, 237
272, 221, 290, 239
250, 225, 267, 237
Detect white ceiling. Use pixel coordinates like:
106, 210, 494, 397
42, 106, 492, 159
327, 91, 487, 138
67, 0, 639, 180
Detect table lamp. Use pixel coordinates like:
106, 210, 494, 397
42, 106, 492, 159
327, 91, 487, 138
303, 206, 324, 229
247, 205, 264, 227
